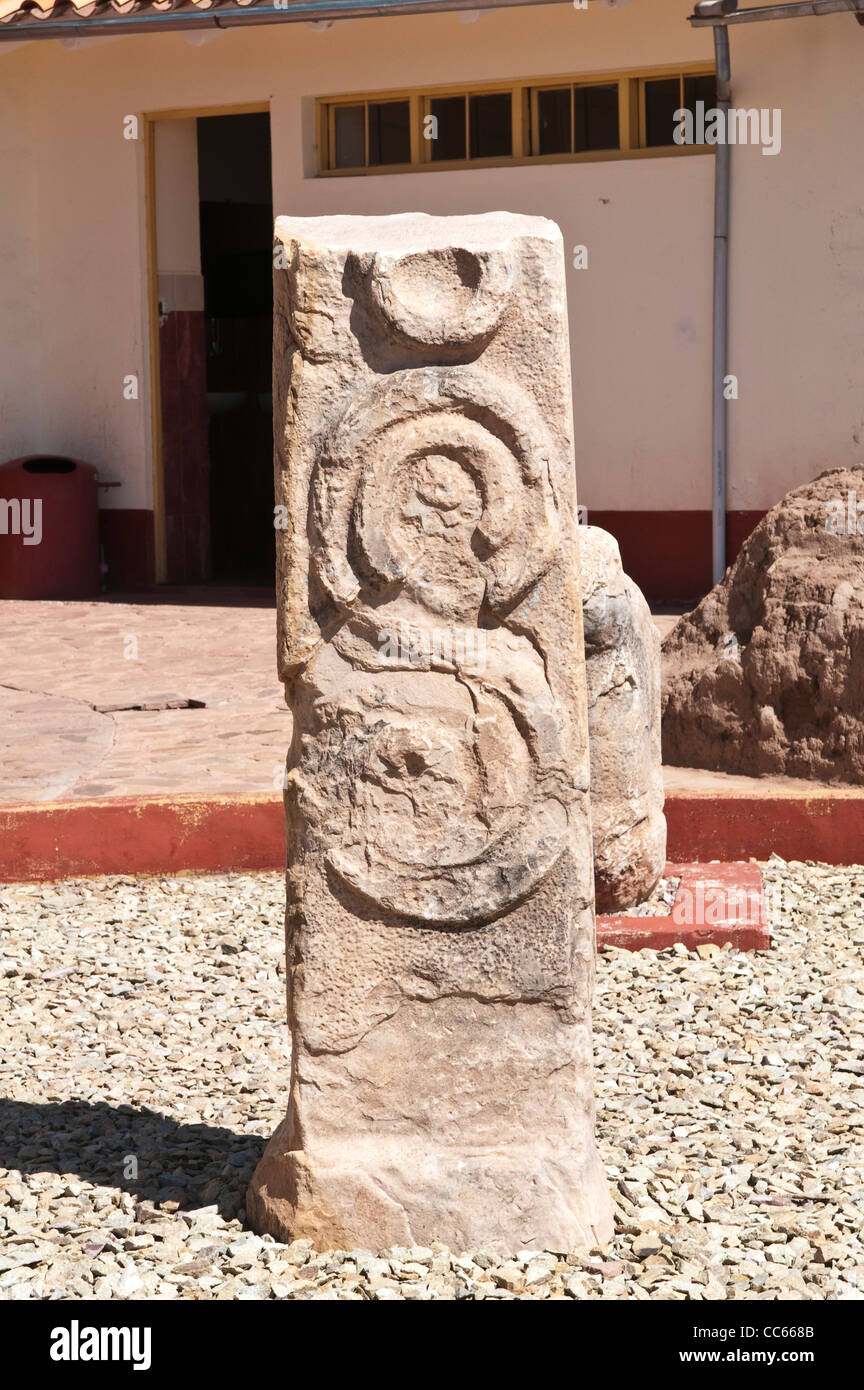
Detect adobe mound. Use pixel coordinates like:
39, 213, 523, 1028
662, 467, 864, 784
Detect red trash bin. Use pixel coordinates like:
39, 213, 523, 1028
0, 455, 100, 600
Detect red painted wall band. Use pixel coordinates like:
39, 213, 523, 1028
88, 509, 769, 600
98, 509, 155, 592
587, 510, 766, 603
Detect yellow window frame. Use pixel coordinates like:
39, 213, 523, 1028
316, 64, 715, 176
636, 70, 716, 150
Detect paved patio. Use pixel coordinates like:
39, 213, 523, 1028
0, 592, 827, 805
0, 594, 288, 802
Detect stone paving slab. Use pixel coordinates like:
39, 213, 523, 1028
1, 597, 288, 802
0, 687, 114, 802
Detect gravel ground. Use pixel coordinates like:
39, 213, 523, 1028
0, 859, 862, 1301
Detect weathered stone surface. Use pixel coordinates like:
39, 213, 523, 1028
247, 213, 613, 1255
580, 526, 666, 912
662, 467, 864, 783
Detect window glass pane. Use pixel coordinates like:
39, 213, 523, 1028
429, 96, 466, 161
469, 92, 512, 159
643, 77, 681, 147
573, 83, 619, 153
537, 87, 571, 155
683, 75, 718, 143
368, 100, 411, 166
333, 104, 365, 168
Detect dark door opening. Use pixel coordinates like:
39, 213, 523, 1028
198, 112, 274, 584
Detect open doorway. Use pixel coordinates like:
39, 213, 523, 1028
153, 109, 274, 587
199, 113, 274, 584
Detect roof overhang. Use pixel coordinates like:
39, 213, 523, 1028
0, 0, 578, 44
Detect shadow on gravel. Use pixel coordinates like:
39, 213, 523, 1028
0, 1098, 267, 1221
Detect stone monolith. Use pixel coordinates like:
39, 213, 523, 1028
247, 213, 613, 1255
580, 525, 666, 912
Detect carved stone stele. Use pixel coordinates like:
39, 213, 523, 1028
580, 526, 666, 912
247, 213, 613, 1254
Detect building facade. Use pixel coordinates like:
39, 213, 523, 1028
1, 0, 862, 598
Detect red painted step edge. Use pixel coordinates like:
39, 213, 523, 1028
596, 862, 769, 953
0, 794, 286, 883
0, 786, 861, 885
665, 787, 864, 865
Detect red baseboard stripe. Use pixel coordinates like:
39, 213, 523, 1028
587, 510, 766, 603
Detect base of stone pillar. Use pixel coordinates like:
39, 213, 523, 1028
247, 1123, 614, 1256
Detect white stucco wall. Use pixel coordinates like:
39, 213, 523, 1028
0, 1, 861, 520
0, 54, 42, 459
723, 18, 864, 513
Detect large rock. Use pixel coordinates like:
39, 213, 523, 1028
246, 212, 613, 1255
662, 467, 864, 783
581, 526, 666, 912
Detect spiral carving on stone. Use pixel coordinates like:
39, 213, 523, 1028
296, 363, 575, 925
310, 365, 560, 623
308, 630, 576, 925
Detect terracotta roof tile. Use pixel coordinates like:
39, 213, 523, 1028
0, 0, 229, 18
0, 0, 473, 31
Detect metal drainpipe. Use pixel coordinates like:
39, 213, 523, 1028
711, 23, 732, 586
